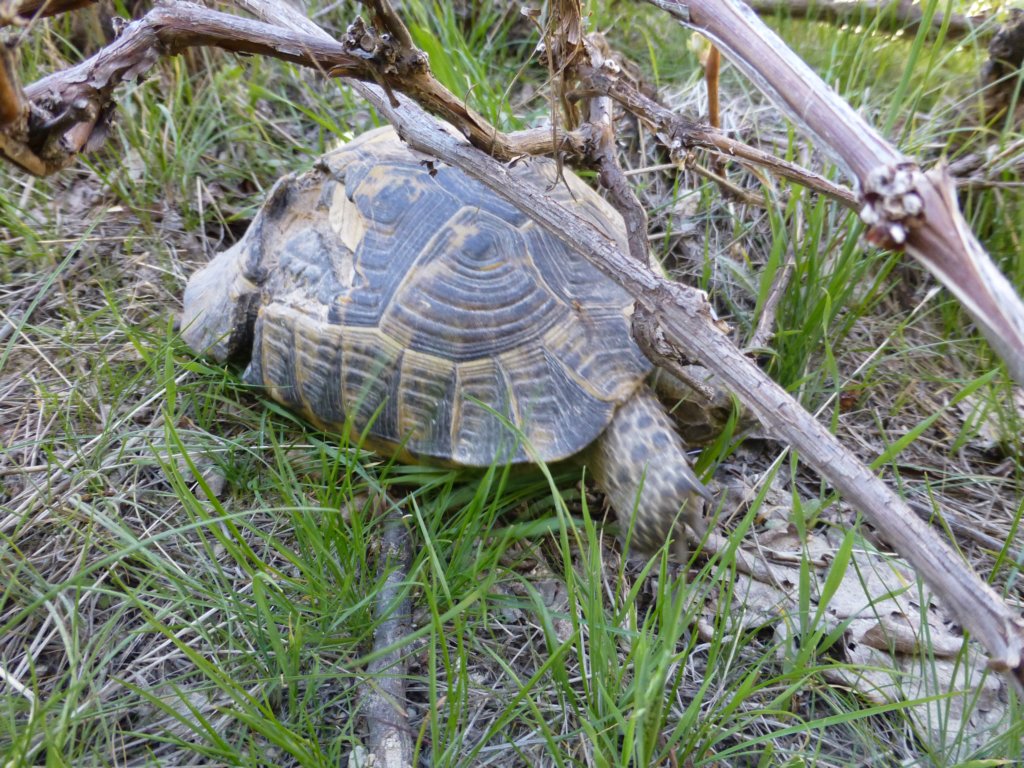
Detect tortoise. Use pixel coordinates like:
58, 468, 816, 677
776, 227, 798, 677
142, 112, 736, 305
181, 127, 709, 557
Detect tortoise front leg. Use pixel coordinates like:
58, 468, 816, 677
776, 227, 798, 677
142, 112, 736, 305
585, 384, 710, 560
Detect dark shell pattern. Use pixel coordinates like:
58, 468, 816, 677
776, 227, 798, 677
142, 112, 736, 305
181, 128, 651, 466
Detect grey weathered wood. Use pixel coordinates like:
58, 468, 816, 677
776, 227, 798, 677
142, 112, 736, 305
746, 0, 991, 40
647, 0, 1024, 387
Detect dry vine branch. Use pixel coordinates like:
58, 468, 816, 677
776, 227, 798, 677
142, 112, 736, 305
746, 0, 993, 40
572, 70, 857, 207
578, 41, 652, 267
364, 495, 414, 768
0, 0, 855, 205
0, 0, 588, 172
647, 0, 1024, 388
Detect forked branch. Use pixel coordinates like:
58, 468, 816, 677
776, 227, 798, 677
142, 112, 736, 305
647, 0, 1024, 386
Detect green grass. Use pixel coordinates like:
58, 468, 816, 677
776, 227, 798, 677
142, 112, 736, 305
2, 1, 1022, 766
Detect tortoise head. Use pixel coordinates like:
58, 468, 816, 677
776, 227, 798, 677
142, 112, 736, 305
180, 239, 263, 364
180, 177, 301, 363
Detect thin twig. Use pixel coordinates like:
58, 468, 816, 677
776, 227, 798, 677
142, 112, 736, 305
572, 72, 857, 208
749, 208, 800, 350
907, 499, 1024, 568
687, 159, 767, 207
581, 43, 651, 267
364, 495, 414, 768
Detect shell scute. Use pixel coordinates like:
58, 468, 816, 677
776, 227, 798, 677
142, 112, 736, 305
334, 326, 405, 441
397, 351, 457, 458
448, 358, 518, 464
342, 172, 463, 330
380, 206, 562, 361
498, 345, 618, 462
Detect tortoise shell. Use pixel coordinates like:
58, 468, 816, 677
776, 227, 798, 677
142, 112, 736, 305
181, 127, 652, 467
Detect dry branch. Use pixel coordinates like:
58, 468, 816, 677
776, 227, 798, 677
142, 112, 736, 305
647, 0, 1024, 387
364, 497, 414, 768
1, 0, 586, 173
574, 70, 857, 207
5, 3, 387, 174
0, 0, 854, 206
580, 42, 652, 267
746, 0, 993, 40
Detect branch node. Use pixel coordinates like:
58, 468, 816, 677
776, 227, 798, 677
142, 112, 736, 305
860, 161, 926, 249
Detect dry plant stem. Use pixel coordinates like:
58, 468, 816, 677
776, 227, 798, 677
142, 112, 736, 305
579, 72, 856, 208
703, 45, 726, 178
581, 48, 650, 267
648, 0, 1024, 386
364, 497, 414, 768
688, 160, 766, 207
2, 0, 582, 173
10, 2, 377, 173
705, 45, 720, 129
25, 3, 360, 73
910, 165, 1024, 364
949, 142, 1024, 188
588, 97, 649, 266
232, 0, 594, 161
749, 244, 794, 351
906, 500, 1024, 568
0, 47, 23, 126
745, 0, 991, 40
646, 0, 899, 176
0, 0, 100, 26
347, 85, 1024, 687
0, 1, 851, 206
